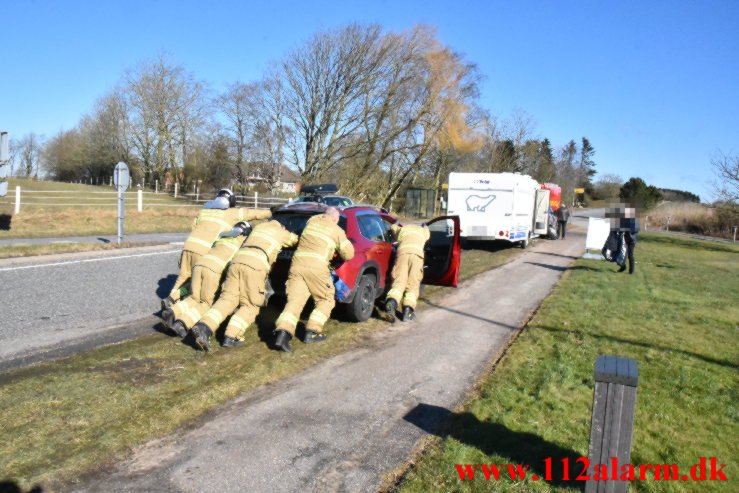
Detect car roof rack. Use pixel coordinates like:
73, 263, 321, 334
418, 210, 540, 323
341, 204, 389, 214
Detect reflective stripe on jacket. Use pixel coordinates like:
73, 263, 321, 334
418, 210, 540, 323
293, 214, 354, 267
231, 220, 299, 271
195, 235, 244, 273
183, 208, 271, 256
391, 223, 430, 258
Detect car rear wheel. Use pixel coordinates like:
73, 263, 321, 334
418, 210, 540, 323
345, 273, 376, 322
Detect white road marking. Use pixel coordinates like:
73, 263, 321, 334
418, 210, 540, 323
0, 249, 180, 272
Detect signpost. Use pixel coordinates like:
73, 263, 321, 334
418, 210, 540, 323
0, 132, 9, 197
113, 162, 130, 244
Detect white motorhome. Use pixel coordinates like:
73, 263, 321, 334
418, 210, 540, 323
447, 172, 550, 247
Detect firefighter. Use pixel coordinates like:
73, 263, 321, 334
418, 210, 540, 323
385, 222, 430, 322
163, 189, 271, 308
189, 220, 299, 351
162, 221, 251, 338
273, 207, 354, 352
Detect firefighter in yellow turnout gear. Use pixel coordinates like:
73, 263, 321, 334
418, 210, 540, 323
189, 220, 299, 351
385, 223, 430, 322
164, 189, 271, 307
273, 207, 354, 352
162, 222, 251, 338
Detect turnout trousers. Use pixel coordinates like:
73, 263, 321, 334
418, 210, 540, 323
171, 265, 222, 328
169, 250, 201, 301
200, 263, 267, 340
275, 263, 335, 336
387, 253, 424, 309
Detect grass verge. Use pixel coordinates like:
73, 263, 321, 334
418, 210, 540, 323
0, 239, 524, 491
0, 242, 164, 259
389, 233, 738, 492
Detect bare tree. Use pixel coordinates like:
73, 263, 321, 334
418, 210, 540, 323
711, 151, 738, 204
12, 133, 43, 178
122, 55, 207, 185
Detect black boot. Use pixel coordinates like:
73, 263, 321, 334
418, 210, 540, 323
617, 264, 626, 273
304, 330, 328, 343
385, 299, 398, 321
274, 330, 293, 352
191, 323, 213, 352
161, 308, 175, 329
402, 306, 415, 322
222, 335, 245, 348
161, 296, 175, 310
170, 320, 188, 338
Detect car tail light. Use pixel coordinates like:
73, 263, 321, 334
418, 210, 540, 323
498, 231, 504, 236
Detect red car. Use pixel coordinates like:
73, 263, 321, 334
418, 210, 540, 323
269, 203, 461, 321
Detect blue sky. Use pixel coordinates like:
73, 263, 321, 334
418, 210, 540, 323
2, 0, 737, 200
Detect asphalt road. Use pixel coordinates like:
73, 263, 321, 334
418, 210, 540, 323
74, 222, 588, 493
0, 231, 188, 246
0, 245, 181, 371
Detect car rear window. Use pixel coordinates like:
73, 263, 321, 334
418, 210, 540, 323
274, 213, 347, 235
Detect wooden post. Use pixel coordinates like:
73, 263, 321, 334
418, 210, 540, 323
586, 355, 639, 493
14, 186, 20, 213
174, 182, 178, 198
155, 180, 159, 194
196, 186, 200, 202
254, 191, 258, 208
137, 189, 143, 212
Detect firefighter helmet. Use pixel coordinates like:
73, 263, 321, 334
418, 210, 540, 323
216, 188, 237, 208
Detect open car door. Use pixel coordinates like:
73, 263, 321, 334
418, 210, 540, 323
423, 215, 461, 287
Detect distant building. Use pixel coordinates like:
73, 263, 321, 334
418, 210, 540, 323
246, 165, 300, 193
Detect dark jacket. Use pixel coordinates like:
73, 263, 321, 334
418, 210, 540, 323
620, 218, 640, 243
557, 207, 571, 222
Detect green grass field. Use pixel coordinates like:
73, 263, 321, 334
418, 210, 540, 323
391, 233, 738, 492
0, 178, 207, 238
0, 242, 166, 259
0, 240, 521, 492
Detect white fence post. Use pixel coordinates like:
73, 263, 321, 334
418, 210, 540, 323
155, 180, 159, 194
14, 186, 20, 213
254, 191, 258, 208
196, 186, 200, 202
174, 182, 178, 198
138, 189, 143, 212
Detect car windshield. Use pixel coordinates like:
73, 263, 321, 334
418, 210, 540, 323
274, 212, 347, 235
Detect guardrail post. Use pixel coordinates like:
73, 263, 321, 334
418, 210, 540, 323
254, 191, 258, 208
585, 355, 639, 493
15, 186, 21, 213
196, 186, 200, 202
174, 182, 178, 198
155, 180, 159, 194
137, 189, 143, 212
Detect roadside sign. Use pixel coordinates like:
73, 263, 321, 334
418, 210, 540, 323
0, 132, 8, 197
114, 161, 130, 191
574, 188, 585, 194
442, 183, 448, 189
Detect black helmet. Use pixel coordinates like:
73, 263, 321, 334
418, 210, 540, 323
235, 221, 252, 236
217, 188, 237, 208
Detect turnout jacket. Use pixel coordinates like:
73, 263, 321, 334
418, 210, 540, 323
231, 220, 300, 271
390, 223, 430, 259
293, 214, 354, 267
183, 207, 271, 256
194, 235, 245, 273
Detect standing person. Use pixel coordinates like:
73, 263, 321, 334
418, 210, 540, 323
618, 207, 640, 274
163, 189, 271, 308
273, 207, 354, 352
162, 221, 251, 338
384, 223, 430, 322
557, 204, 571, 239
189, 220, 299, 351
